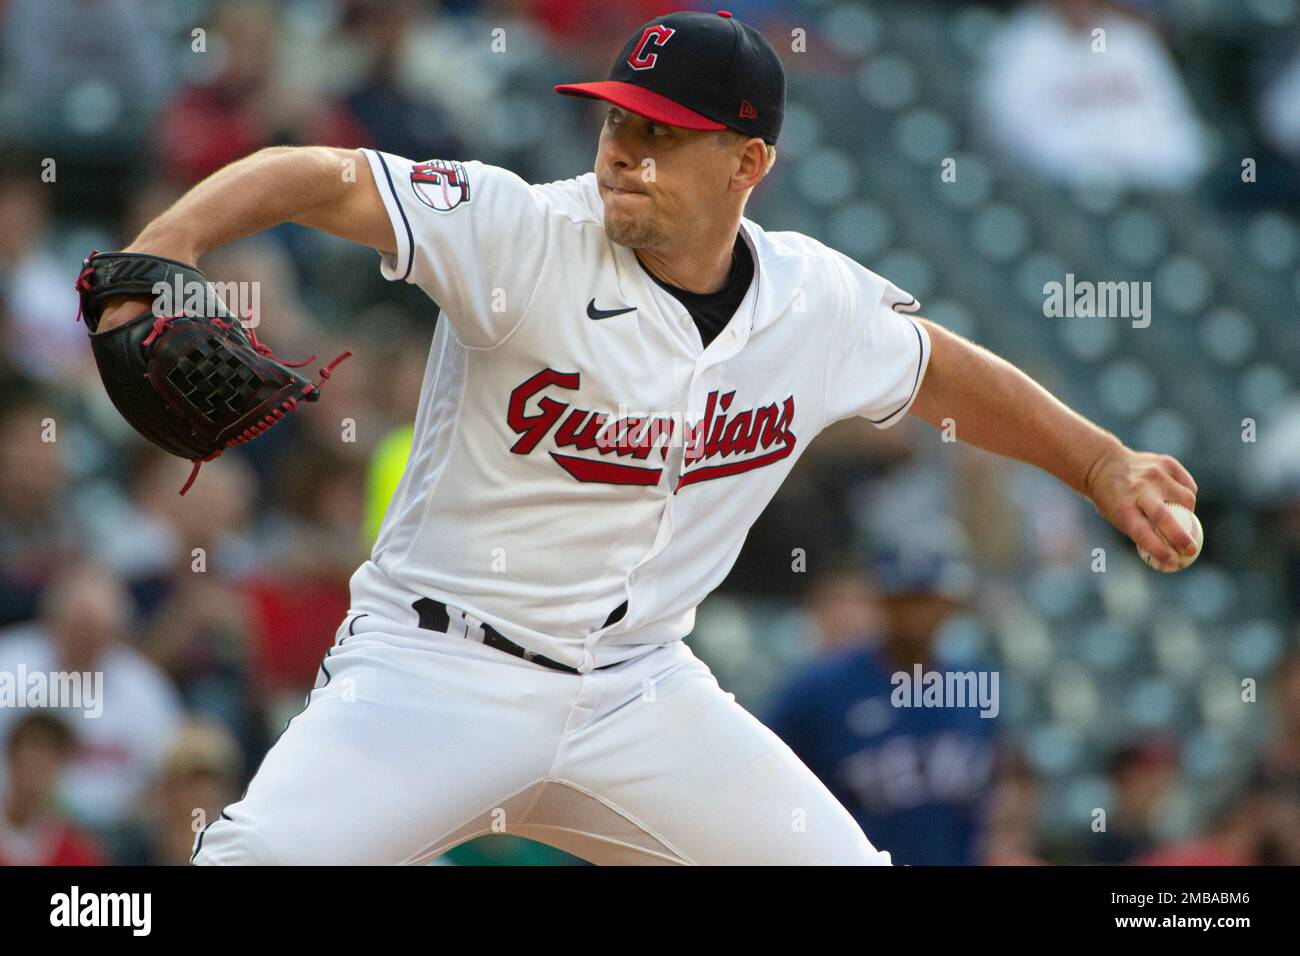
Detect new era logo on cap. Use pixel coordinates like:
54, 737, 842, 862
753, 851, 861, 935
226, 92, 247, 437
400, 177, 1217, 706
554, 10, 785, 145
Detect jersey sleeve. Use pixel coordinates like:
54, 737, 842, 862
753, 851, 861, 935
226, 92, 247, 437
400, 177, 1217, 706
361, 149, 550, 349
824, 252, 932, 427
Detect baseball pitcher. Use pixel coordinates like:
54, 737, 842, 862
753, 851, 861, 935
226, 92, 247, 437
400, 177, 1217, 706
81, 11, 1199, 865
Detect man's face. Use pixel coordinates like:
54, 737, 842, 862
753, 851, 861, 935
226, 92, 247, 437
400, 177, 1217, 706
163, 770, 236, 827
881, 592, 958, 647
49, 573, 128, 670
808, 572, 880, 648
7, 735, 68, 805
594, 106, 739, 251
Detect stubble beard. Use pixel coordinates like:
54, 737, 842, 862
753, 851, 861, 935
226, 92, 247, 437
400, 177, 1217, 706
602, 210, 669, 251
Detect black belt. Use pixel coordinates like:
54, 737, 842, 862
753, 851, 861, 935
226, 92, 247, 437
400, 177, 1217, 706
413, 598, 625, 674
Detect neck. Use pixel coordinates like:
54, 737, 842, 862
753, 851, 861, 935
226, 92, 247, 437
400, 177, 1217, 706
636, 226, 740, 294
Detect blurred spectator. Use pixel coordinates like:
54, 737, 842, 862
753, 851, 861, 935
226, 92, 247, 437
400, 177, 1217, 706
118, 177, 186, 247
0, 175, 91, 384
1133, 790, 1259, 866
0, 562, 183, 830
116, 424, 357, 725
104, 719, 242, 866
360, 307, 434, 426
1243, 650, 1300, 864
802, 561, 881, 652
0, 380, 83, 628
974, 0, 1207, 190
247, 443, 363, 706
114, 450, 269, 768
764, 537, 998, 865
358, 310, 428, 543
127, 450, 263, 585
1242, 398, 1300, 620
1081, 739, 1179, 864
0, 0, 172, 217
979, 751, 1049, 865
1250, 785, 1300, 865
327, 0, 467, 161
529, 0, 702, 65
0, 714, 105, 866
1257, 650, 1300, 793
139, 571, 269, 778
267, 443, 368, 574
155, 1, 299, 185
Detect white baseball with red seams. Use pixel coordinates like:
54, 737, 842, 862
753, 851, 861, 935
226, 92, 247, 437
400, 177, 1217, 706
1137, 501, 1203, 572
192, 150, 929, 865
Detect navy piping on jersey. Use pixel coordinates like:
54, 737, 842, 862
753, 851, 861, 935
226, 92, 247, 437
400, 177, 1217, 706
374, 154, 415, 282
190, 810, 234, 863
867, 318, 925, 426
190, 821, 209, 861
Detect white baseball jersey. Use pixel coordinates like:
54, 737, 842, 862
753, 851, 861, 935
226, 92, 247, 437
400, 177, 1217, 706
193, 150, 919, 866
351, 148, 931, 673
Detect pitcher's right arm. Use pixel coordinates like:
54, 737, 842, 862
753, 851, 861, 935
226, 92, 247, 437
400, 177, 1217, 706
97, 146, 393, 331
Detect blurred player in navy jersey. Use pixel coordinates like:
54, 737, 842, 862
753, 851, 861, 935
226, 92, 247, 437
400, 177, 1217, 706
765, 542, 999, 865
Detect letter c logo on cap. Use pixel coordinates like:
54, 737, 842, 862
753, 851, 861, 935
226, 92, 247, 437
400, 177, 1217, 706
628, 24, 676, 70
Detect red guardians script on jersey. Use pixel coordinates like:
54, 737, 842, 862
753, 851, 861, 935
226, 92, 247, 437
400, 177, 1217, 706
506, 368, 796, 490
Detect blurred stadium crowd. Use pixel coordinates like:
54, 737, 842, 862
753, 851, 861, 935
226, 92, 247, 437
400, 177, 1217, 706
1, 0, 1298, 866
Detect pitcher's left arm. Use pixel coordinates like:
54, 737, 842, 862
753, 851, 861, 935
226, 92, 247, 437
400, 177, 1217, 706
907, 317, 1199, 568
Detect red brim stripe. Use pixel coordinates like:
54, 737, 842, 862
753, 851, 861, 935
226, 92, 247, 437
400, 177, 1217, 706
553, 81, 727, 131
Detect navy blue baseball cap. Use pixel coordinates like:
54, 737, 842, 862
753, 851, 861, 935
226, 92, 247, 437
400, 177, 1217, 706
869, 542, 976, 601
555, 10, 786, 145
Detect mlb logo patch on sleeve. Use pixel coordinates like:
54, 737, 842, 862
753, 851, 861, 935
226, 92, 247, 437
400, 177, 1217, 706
410, 160, 471, 212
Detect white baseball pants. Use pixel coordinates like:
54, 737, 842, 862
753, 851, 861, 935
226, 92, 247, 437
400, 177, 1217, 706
191, 612, 892, 865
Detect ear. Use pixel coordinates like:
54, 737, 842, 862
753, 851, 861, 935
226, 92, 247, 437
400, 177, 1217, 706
731, 137, 770, 192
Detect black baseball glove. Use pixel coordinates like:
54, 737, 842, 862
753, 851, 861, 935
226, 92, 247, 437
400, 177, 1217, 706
76, 251, 350, 494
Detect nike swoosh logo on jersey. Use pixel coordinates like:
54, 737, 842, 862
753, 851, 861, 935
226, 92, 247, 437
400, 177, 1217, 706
587, 299, 636, 320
